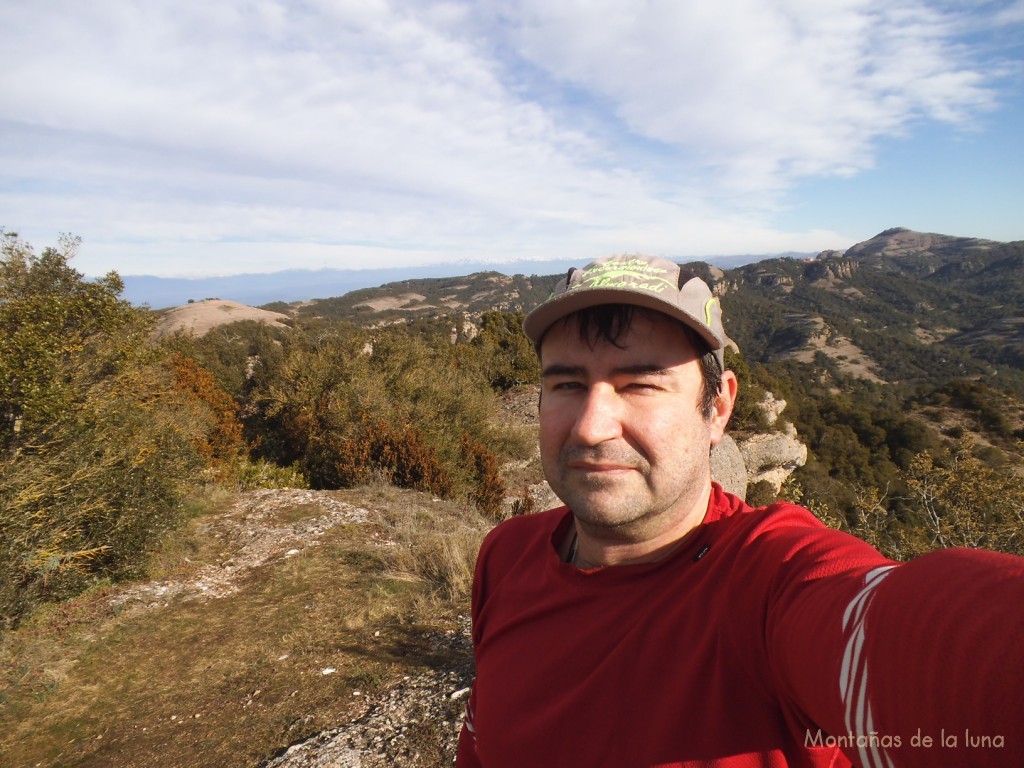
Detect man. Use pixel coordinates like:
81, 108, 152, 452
457, 253, 1024, 768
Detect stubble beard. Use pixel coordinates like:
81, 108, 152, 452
546, 443, 711, 543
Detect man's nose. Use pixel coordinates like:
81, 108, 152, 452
571, 384, 623, 445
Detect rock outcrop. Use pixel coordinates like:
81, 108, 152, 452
710, 435, 747, 499
736, 423, 808, 495
725, 392, 809, 498
261, 630, 472, 768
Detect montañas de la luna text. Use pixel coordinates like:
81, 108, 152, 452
805, 729, 1005, 749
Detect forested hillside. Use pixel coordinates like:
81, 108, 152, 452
714, 228, 1024, 541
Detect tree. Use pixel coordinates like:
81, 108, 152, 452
0, 233, 230, 627
904, 438, 1024, 555
0, 231, 148, 451
464, 310, 540, 392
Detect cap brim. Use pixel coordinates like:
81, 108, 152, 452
523, 287, 723, 354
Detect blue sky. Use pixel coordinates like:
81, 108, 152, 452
1, 0, 1022, 278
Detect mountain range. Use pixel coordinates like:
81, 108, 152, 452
154, 227, 1024, 402
718, 228, 1024, 390
120, 253, 811, 309
246, 227, 1020, 394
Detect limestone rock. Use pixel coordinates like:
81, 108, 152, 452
737, 423, 808, 495
711, 435, 748, 500
757, 392, 787, 426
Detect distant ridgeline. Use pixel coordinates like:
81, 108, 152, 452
279, 228, 1024, 395
717, 228, 1024, 390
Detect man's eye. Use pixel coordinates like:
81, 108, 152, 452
551, 381, 583, 391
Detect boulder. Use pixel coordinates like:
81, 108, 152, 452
711, 434, 748, 499
737, 423, 808, 495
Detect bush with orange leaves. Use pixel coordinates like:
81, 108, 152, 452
169, 353, 245, 478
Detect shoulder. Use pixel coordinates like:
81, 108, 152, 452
477, 506, 569, 571
709, 485, 837, 545
470, 507, 569, 619
708, 486, 892, 580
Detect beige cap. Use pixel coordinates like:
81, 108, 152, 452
523, 254, 726, 369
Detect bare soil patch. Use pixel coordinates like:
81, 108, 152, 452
781, 315, 885, 383
353, 294, 428, 312
155, 299, 290, 338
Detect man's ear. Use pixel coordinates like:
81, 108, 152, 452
709, 370, 738, 445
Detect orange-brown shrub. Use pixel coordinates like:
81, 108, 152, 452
461, 434, 505, 520
307, 415, 454, 498
169, 354, 245, 474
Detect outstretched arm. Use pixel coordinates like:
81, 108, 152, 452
771, 541, 1024, 768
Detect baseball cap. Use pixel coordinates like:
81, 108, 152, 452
523, 253, 727, 370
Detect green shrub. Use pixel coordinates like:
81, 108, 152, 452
745, 480, 778, 508
245, 322, 521, 509
723, 348, 774, 433
463, 310, 540, 392
0, 364, 210, 627
234, 458, 308, 490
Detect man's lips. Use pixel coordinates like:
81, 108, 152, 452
567, 461, 637, 472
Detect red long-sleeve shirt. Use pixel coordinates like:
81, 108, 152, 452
458, 485, 1024, 767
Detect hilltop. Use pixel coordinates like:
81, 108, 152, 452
154, 299, 292, 338
721, 228, 1024, 388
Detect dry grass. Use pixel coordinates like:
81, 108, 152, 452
0, 484, 491, 768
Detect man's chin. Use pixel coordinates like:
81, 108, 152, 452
556, 488, 647, 528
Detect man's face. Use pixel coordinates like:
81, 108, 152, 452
538, 310, 729, 541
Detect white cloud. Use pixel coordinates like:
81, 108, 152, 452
484, 0, 998, 192
0, 0, 1018, 276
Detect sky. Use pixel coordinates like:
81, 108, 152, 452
1, 0, 1023, 279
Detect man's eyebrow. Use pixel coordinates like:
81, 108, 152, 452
612, 364, 670, 377
540, 363, 671, 378
541, 363, 586, 378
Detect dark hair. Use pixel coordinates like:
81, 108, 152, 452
536, 304, 723, 420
